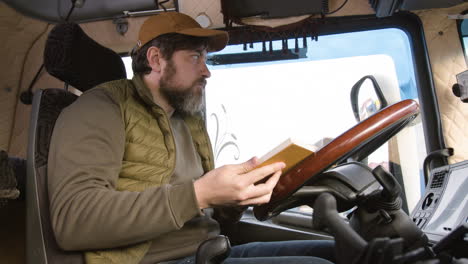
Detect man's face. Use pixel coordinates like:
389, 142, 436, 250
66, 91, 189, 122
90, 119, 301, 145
159, 48, 211, 115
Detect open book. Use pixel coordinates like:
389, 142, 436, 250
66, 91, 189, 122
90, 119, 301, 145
258, 138, 318, 176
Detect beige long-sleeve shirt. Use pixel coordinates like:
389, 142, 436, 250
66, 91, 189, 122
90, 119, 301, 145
48, 88, 220, 263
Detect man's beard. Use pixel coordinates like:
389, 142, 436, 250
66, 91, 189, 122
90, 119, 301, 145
159, 60, 206, 115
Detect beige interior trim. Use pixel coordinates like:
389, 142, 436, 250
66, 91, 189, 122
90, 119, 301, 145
416, 3, 468, 164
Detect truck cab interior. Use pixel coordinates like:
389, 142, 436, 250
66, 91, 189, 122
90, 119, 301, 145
0, 0, 467, 263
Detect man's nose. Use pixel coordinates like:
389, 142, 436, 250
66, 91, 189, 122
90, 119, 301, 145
201, 62, 211, 78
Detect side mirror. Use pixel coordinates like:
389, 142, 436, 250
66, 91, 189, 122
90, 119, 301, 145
350, 75, 388, 122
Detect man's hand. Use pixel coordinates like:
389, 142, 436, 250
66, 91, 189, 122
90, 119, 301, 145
194, 157, 285, 209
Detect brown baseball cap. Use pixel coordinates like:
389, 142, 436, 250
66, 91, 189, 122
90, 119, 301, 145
137, 12, 229, 52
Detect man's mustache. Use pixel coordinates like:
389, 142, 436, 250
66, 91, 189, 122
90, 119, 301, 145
195, 78, 207, 88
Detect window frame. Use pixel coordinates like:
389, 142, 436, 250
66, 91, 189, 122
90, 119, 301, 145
219, 11, 447, 169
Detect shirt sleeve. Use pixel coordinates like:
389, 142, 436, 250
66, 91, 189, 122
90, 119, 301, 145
47, 88, 202, 251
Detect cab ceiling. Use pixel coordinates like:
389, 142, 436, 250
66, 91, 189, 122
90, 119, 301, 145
2, 0, 466, 23
2, 0, 169, 23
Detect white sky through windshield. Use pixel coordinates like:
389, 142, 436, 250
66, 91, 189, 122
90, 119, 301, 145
205, 54, 399, 166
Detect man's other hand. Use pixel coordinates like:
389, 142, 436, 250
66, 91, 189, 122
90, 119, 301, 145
194, 157, 285, 209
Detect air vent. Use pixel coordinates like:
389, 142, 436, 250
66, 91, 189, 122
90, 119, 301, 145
430, 171, 447, 188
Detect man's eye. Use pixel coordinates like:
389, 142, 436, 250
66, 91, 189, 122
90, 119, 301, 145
192, 55, 200, 60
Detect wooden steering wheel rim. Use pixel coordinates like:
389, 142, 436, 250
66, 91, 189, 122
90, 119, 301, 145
253, 99, 420, 221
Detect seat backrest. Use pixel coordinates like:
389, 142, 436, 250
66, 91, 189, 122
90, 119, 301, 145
26, 22, 126, 264
26, 89, 81, 264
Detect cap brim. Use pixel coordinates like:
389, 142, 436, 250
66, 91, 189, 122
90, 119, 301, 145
178, 28, 229, 52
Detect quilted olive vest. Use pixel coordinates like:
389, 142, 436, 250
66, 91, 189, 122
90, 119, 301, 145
85, 75, 214, 264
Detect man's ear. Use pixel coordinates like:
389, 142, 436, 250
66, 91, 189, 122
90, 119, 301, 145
147, 46, 162, 73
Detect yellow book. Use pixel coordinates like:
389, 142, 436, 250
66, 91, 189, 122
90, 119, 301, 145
258, 138, 317, 175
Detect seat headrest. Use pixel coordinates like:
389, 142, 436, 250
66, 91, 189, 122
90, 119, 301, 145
44, 23, 127, 92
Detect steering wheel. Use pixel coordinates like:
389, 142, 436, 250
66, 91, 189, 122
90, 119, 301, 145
253, 99, 420, 221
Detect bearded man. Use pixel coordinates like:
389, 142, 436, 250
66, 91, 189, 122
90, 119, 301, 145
48, 12, 335, 264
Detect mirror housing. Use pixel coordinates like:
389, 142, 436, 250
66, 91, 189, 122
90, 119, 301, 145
350, 75, 388, 122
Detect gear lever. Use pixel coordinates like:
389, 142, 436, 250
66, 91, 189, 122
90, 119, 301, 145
195, 235, 231, 264
349, 165, 428, 250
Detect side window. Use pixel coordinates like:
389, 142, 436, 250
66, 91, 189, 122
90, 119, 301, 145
122, 56, 133, 79
458, 17, 468, 63
205, 28, 426, 214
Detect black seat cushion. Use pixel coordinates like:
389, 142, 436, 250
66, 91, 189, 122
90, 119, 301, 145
44, 23, 127, 92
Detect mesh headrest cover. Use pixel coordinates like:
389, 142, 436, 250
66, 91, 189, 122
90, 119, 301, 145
44, 23, 127, 92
